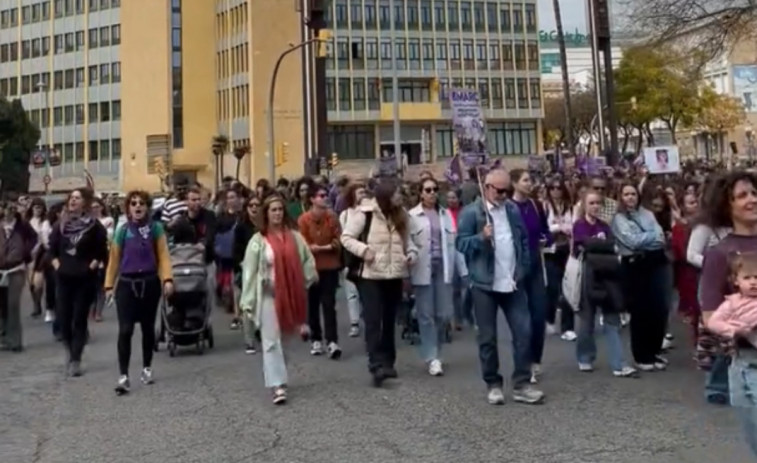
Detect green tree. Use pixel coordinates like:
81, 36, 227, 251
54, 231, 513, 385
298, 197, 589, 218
542, 90, 596, 150
0, 98, 40, 195
614, 46, 703, 144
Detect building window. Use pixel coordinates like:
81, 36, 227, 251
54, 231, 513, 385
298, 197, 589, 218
112, 138, 121, 160
353, 79, 366, 110
338, 78, 351, 111
525, 4, 536, 33
111, 25, 120, 45
327, 124, 375, 160
100, 101, 110, 121
529, 78, 541, 109
100, 63, 110, 83
435, 126, 454, 158
89, 140, 99, 161
172, 0, 183, 148
112, 100, 121, 120
89, 28, 98, 48
325, 78, 336, 111
111, 62, 121, 82
487, 122, 537, 155
99, 26, 110, 46
367, 78, 380, 110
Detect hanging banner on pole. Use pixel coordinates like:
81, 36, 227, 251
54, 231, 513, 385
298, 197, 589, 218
449, 88, 488, 167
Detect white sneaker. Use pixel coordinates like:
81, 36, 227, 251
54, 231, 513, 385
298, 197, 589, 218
546, 323, 558, 335
327, 342, 342, 360
115, 375, 130, 395
310, 341, 323, 356
348, 324, 360, 338
44, 310, 55, 323
561, 330, 577, 342
530, 364, 542, 384
140, 367, 154, 385
487, 387, 505, 405
620, 313, 630, 326
613, 366, 638, 378
578, 362, 594, 372
661, 337, 674, 351
428, 359, 444, 376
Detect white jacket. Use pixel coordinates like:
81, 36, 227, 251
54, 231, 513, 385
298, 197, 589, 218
408, 204, 466, 285
341, 198, 418, 280
544, 202, 573, 254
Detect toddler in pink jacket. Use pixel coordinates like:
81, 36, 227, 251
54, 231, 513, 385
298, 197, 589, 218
708, 253, 757, 344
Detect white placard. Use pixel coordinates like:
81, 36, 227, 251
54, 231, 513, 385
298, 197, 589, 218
643, 146, 680, 174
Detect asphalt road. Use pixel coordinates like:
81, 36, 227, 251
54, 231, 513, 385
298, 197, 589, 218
1, 295, 753, 463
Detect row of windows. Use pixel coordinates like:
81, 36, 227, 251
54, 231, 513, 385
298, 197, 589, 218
326, 121, 538, 160
324, 77, 541, 111
217, 85, 250, 121
172, 0, 183, 148
216, 43, 249, 80
35, 139, 122, 166
0, 62, 121, 97
28, 100, 121, 127
0, 0, 120, 28
328, 37, 539, 71
215, 1, 249, 39
436, 121, 537, 157
328, 0, 537, 33
0, 25, 120, 64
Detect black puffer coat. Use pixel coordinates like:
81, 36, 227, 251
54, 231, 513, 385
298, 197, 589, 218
580, 238, 623, 313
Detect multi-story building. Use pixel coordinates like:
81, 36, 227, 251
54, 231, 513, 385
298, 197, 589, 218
325, 0, 544, 167
0, 0, 122, 193
17, 0, 544, 193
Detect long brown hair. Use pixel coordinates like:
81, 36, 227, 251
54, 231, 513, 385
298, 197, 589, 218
616, 181, 641, 214
374, 180, 408, 238
258, 194, 294, 235
343, 182, 366, 209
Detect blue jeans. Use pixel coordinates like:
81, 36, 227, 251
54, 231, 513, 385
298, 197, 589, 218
470, 286, 532, 388
729, 351, 757, 457
576, 308, 624, 372
452, 270, 474, 327
707, 354, 731, 404
524, 254, 547, 364
413, 260, 453, 363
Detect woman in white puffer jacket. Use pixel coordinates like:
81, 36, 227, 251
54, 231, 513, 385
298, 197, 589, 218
341, 181, 418, 388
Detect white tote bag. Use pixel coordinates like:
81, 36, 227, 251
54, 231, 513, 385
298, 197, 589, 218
561, 253, 583, 312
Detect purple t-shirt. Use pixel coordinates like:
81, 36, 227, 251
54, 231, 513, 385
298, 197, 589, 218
118, 222, 159, 275
572, 217, 612, 255
513, 199, 551, 252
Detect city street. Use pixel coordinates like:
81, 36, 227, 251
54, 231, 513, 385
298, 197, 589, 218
1, 297, 753, 463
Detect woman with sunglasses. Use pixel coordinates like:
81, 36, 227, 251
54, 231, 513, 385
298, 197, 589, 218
233, 193, 261, 354
105, 191, 174, 395
49, 188, 109, 377
408, 178, 460, 376
543, 179, 576, 341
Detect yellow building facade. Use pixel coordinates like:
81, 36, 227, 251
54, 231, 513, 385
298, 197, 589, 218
120, 0, 308, 193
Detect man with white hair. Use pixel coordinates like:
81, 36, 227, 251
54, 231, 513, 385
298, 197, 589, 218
456, 169, 544, 405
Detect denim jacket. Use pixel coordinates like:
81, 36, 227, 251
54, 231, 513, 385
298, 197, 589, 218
455, 198, 531, 291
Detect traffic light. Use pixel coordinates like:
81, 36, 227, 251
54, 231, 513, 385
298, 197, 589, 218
281, 142, 289, 163
330, 152, 338, 168
275, 145, 283, 167
317, 29, 332, 58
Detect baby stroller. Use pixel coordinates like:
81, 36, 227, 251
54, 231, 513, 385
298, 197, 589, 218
156, 244, 214, 356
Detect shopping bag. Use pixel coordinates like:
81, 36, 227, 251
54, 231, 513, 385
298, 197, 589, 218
562, 254, 583, 312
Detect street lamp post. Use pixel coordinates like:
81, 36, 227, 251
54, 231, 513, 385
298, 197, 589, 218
36, 81, 51, 195
389, 0, 401, 173
267, 38, 324, 182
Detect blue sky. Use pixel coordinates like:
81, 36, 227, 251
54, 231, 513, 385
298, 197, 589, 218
538, 0, 628, 33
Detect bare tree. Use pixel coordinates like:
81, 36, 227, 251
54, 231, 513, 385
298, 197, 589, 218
553, 0, 574, 156
620, 0, 757, 58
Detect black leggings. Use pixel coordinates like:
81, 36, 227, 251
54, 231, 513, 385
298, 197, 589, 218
57, 273, 97, 362
115, 275, 161, 376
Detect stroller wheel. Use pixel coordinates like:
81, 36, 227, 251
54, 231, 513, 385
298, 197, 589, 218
168, 342, 176, 357
196, 340, 205, 355
206, 327, 214, 349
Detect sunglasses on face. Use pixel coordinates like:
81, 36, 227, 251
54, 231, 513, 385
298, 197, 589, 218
130, 200, 145, 207
424, 187, 439, 194
486, 184, 508, 195
248, 203, 259, 208
316, 193, 328, 198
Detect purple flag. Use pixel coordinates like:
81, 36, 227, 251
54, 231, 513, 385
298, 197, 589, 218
444, 153, 463, 185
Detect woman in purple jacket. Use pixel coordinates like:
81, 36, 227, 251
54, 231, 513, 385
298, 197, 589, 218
509, 169, 552, 384
574, 192, 637, 378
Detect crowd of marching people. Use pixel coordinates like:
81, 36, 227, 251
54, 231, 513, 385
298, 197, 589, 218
2, 160, 757, 453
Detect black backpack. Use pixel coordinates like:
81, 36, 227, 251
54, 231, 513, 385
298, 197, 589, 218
344, 212, 373, 283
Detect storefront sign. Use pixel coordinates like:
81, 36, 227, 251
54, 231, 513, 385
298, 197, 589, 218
539, 29, 590, 47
